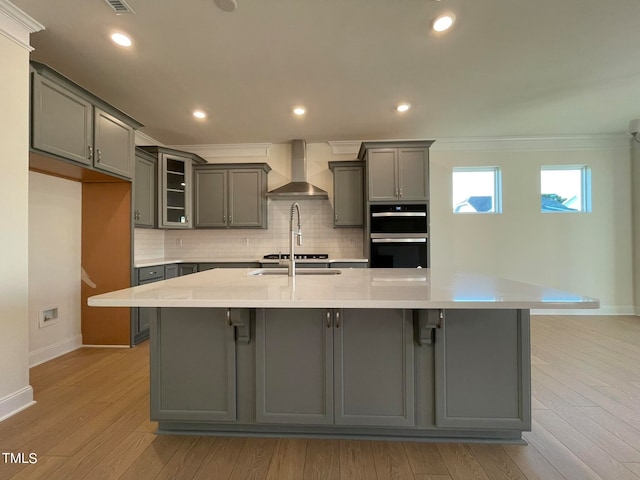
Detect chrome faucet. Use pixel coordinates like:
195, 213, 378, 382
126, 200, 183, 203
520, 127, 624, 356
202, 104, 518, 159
289, 202, 302, 277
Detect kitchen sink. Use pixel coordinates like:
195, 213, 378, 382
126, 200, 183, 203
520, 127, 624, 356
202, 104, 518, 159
248, 268, 341, 276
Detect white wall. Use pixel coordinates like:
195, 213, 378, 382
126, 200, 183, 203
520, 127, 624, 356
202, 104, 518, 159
430, 138, 634, 314
28, 172, 82, 366
0, 31, 33, 419
632, 137, 640, 314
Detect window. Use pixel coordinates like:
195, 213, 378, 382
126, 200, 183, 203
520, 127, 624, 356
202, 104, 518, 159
540, 166, 591, 213
452, 167, 502, 214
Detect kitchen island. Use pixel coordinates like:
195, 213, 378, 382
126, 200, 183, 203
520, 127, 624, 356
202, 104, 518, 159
89, 268, 598, 442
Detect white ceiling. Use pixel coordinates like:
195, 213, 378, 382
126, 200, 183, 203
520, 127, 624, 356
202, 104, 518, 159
12, 0, 640, 146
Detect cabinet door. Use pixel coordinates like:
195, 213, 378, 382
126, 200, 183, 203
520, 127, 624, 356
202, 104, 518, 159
333, 166, 364, 227
367, 149, 398, 201
334, 309, 415, 427
134, 154, 156, 227
160, 154, 193, 228
194, 169, 227, 227
32, 73, 93, 166
255, 309, 333, 425
434, 309, 531, 430
94, 108, 135, 179
228, 169, 264, 228
178, 264, 198, 276
151, 308, 236, 422
398, 148, 429, 201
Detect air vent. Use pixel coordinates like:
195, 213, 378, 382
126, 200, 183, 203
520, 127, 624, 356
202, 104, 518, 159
103, 0, 135, 14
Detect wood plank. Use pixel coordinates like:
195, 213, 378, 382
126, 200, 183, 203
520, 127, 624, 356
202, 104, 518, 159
193, 437, 247, 480
370, 441, 413, 480
501, 443, 566, 480
118, 435, 187, 480
339, 440, 377, 480
302, 439, 340, 480
266, 438, 307, 480
531, 366, 595, 407
414, 476, 453, 480
402, 442, 449, 476
576, 406, 640, 452
625, 464, 640, 476
227, 437, 277, 480
81, 431, 156, 480
532, 380, 640, 462
468, 444, 527, 480
435, 444, 490, 480
4, 455, 66, 480
155, 437, 215, 480
534, 409, 640, 480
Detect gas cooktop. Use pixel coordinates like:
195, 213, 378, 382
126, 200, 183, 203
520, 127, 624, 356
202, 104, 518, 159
263, 253, 329, 260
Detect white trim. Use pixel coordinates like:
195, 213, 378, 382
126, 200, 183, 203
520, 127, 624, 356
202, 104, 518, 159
0, 0, 44, 51
532, 305, 635, 316
430, 134, 631, 152
82, 344, 131, 348
135, 130, 163, 146
327, 140, 362, 155
29, 335, 83, 368
0, 386, 34, 422
166, 143, 271, 159
327, 135, 631, 155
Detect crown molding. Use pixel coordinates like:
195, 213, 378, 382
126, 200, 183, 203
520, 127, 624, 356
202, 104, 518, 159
167, 143, 271, 159
0, 1, 44, 51
135, 130, 164, 147
328, 135, 631, 155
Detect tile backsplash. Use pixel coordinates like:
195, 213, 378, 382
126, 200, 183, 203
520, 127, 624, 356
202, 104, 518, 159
134, 199, 364, 261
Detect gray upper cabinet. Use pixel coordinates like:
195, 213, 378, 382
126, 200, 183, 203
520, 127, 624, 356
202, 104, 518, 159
138, 146, 207, 229
93, 108, 135, 178
30, 62, 141, 179
134, 148, 157, 228
329, 161, 364, 227
255, 308, 414, 428
358, 141, 434, 202
32, 73, 93, 166
194, 163, 271, 229
434, 309, 531, 430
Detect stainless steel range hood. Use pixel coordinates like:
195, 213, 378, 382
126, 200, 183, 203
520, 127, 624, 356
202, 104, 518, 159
267, 139, 329, 199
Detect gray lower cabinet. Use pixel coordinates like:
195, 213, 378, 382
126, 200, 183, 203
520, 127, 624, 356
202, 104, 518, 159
134, 148, 157, 228
199, 262, 261, 271
30, 62, 140, 179
329, 161, 364, 227
178, 263, 198, 276
255, 308, 414, 427
194, 163, 271, 229
434, 309, 531, 430
151, 308, 238, 422
133, 265, 166, 344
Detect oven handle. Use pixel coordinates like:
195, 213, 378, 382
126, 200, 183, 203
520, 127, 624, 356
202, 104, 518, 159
371, 238, 427, 243
371, 212, 426, 217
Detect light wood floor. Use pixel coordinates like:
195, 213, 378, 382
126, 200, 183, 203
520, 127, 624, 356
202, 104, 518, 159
1, 315, 639, 480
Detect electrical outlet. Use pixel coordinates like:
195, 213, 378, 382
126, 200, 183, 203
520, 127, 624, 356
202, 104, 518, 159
39, 307, 59, 328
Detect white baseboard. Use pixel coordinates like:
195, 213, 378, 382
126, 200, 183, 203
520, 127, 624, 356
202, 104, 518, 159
532, 305, 636, 316
0, 386, 35, 422
29, 334, 83, 368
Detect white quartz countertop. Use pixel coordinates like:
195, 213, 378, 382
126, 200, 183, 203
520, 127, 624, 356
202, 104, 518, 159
89, 268, 599, 310
134, 258, 368, 268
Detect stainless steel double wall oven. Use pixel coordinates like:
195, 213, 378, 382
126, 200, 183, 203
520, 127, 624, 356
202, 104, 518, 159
369, 204, 428, 268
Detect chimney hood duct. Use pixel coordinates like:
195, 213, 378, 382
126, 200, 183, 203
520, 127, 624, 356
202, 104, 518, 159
267, 139, 329, 200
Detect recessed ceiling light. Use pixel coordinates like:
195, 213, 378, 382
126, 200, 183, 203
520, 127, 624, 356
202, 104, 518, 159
433, 14, 455, 32
215, 0, 238, 12
293, 107, 306, 116
111, 32, 132, 47
193, 110, 207, 119
396, 103, 411, 113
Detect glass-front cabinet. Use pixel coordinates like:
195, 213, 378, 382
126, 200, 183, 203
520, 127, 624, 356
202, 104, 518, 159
163, 154, 191, 227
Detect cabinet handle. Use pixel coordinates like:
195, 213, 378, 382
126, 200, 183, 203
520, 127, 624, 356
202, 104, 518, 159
223, 215, 226, 223
88, 145, 93, 160
395, 187, 398, 197
335, 213, 338, 221
149, 271, 156, 275
335, 310, 340, 328
399, 188, 403, 198
227, 309, 232, 326
97, 149, 102, 163
326, 311, 331, 328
